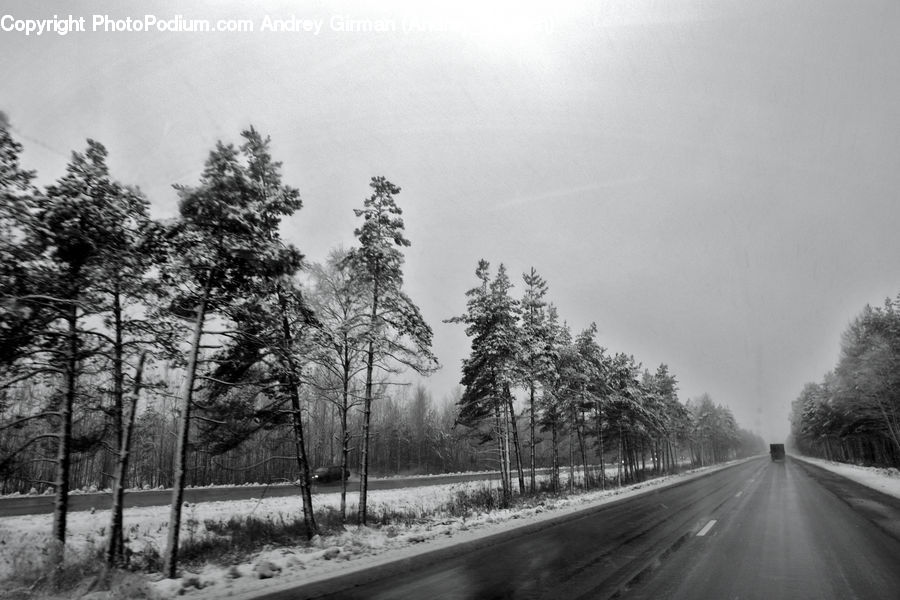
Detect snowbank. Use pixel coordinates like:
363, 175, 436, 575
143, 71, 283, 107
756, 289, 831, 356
791, 454, 900, 499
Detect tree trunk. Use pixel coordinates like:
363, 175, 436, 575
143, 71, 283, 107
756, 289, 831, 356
568, 422, 576, 491
358, 276, 379, 526
397, 427, 402, 474
551, 421, 560, 492
577, 408, 589, 487
597, 404, 605, 489
106, 353, 146, 566
505, 385, 525, 494
504, 413, 511, 495
529, 382, 536, 493
640, 439, 647, 476
359, 339, 374, 525
666, 439, 673, 472
52, 298, 78, 552
616, 423, 623, 487
164, 291, 207, 579
340, 359, 350, 521
279, 300, 317, 539
106, 285, 125, 564
495, 402, 510, 503
253, 162, 317, 526
329, 404, 336, 464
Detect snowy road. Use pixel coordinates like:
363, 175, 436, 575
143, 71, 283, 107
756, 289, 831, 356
249, 456, 900, 599
625, 456, 900, 599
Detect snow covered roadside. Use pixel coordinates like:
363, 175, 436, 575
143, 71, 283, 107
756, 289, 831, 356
791, 454, 900, 499
0, 458, 753, 599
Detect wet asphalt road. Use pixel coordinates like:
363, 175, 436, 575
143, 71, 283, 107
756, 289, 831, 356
625, 456, 900, 599
257, 456, 900, 600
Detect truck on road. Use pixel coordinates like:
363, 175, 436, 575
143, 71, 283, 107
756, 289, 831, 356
770, 443, 785, 461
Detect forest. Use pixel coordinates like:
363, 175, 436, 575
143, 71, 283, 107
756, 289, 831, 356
0, 117, 763, 577
790, 296, 900, 468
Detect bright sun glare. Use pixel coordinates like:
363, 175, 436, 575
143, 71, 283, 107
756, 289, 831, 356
392, 0, 586, 62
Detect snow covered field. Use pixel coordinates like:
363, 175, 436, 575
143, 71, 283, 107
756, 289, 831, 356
791, 454, 900, 499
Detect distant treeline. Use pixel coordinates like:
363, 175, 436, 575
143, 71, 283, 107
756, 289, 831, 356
446, 260, 765, 502
791, 295, 900, 468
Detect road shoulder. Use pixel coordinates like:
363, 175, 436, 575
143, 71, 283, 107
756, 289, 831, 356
791, 455, 900, 541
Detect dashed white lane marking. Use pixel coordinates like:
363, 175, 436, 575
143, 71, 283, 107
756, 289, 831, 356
735, 491, 743, 497
697, 519, 717, 537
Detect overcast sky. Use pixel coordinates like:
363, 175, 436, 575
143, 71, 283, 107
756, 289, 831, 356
4, 0, 900, 440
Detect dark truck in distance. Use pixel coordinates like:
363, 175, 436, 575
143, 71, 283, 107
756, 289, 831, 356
312, 466, 350, 483
770, 443, 785, 461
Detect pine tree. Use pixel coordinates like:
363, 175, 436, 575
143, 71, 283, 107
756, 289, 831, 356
605, 353, 643, 482
643, 364, 681, 474
106, 352, 147, 565
448, 260, 521, 501
569, 323, 607, 487
84, 163, 163, 568
346, 176, 437, 525
47, 152, 175, 567
2, 139, 133, 559
160, 128, 307, 577
240, 127, 317, 538
518, 267, 555, 492
0, 116, 37, 371
0, 118, 42, 484
554, 324, 584, 490
44, 142, 127, 552
538, 305, 569, 492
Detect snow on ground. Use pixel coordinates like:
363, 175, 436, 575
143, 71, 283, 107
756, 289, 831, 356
791, 454, 900, 499
0, 470, 503, 499
0, 460, 749, 599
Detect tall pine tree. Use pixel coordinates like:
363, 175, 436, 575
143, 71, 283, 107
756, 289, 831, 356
160, 128, 307, 577
517, 267, 555, 492
448, 260, 521, 501
3, 139, 135, 560
346, 176, 437, 525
